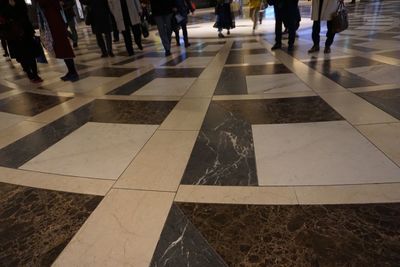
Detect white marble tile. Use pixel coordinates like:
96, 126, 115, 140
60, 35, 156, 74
0, 121, 44, 148
253, 121, 400, 186
202, 44, 224, 52
357, 123, 400, 166
53, 76, 115, 94
175, 185, 298, 205
159, 98, 210, 130
117, 57, 166, 68
21, 123, 158, 179
356, 40, 400, 50
241, 42, 265, 50
246, 74, 313, 94
212, 91, 317, 100
175, 56, 213, 68
115, 130, 198, 191
243, 54, 279, 64
0, 112, 28, 131
184, 78, 219, 98
53, 189, 174, 267
346, 64, 400, 84
0, 167, 113, 195
133, 77, 196, 96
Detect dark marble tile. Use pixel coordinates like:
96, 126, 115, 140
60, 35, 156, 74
215, 65, 291, 95
357, 89, 400, 119
108, 68, 204, 95
204, 97, 343, 125
231, 39, 258, 49
150, 204, 228, 267
177, 202, 400, 267
0, 182, 102, 266
181, 101, 257, 186
225, 49, 268, 65
163, 51, 218, 66
0, 92, 72, 116
0, 99, 176, 168
379, 50, 400, 60
90, 99, 177, 124
0, 84, 13, 94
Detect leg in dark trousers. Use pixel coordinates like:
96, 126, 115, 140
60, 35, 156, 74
105, 32, 113, 56
311, 20, 321, 47
286, 18, 296, 50
174, 27, 180, 46
110, 14, 119, 42
21, 56, 39, 80
1, 39, 8, 56
61, 58, 79, 81
95, 33, 107, 56
181, 23, 189, 46
122, 29, 134, 56
272, 6, 283, 49
154, 14, 173, 55
325, 20, 336, 47
132, 24, 143, 50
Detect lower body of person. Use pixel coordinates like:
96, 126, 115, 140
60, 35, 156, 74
272, 6, 297, 52
19, 56, 42, 83
66, 17, 78, 48
215, 10, 234, 38
154, 14, 173, 56
110, 14, 119, 42
1, 38, 9, 57
173, 21, 190, 47
96, 32, 113, 57
61, 58, 79, 81
250, 7, 260, 32
309, 0, 335, 54
122, 23, 143, 56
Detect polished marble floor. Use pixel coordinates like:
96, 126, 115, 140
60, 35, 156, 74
0, 0, 400, 266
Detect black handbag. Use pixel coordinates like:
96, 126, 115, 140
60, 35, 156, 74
141, 20, 149, 38
332, 2, 348, 33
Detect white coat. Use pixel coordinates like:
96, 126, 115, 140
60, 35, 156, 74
311, 0, 339, 21
108, 0, 142, 31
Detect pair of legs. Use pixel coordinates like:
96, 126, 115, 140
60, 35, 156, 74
249, 7, 260, 30
61, 58, 79, 81
1, 39, 8, 57
66, 18, 78, 47
20, 56, 41, 82
154, 14, 173, 56
122, 23, 143, 56
173, 22, 190, 47
110, 14, 119, 42
272, 6, 296, 51
96, 32, 113, 57
217, 28, 230, 38
310, 20, 335, 53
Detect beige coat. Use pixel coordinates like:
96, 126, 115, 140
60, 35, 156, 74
108, 0, 142, 31
311, 0, 339, 21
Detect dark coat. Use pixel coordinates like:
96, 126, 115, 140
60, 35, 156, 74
150, 0, 174, 16
0, 0, 38, 61
175, 0, 194, 18
214, 2, 234, 30
37, 0, 75, 59
81, 0, 112, 34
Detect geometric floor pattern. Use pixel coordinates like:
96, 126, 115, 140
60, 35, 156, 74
0, 0, 399, 265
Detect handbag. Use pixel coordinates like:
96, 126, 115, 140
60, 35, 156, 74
141, 20, 149, 38
332, 2, 348, 33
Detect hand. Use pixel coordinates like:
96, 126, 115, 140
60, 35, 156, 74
9, 0, 16, 6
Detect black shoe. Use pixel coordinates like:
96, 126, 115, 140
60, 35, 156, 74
324, 47, 331, 54
138, 44, 143, 50
308, 46, 320, 53
218, 33, 225, 38
113, 38, 119, 43
176, 42, 181, 46
288, 45, 294, 52
165, 50, 171, 57
61, 72, 79, 82
227, 30, 230, 35
101, 53, 108, 58
271, 43, 282, 50
109, 52, 115, 57
184, 43, 191, 48
3, 53, 9, 57
73, 43, 78, 48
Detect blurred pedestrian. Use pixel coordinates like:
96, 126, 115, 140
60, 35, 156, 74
173, 0, 195, 47
150, 0, 174, 56
249, 0, 261, 33
214, 0, 234, 38
60, 0, 78, 48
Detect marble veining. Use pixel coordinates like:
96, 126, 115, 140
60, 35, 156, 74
150, 204, 228, 267
177, 202, 400, 267
357, 89, 400, 119
0, 182, 102, 266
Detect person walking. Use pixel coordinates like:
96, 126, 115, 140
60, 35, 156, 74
270, 0, 300, 52
173, 0, 194, 47
60, 0, 78, 48
81, 0, 114, 57
308, 0, 343, 54
214, 0, 234, 38
37, 0, 79, 81
249, 0, 261, 33
150, 0, 174, 56
0, 0, 42, 82
108, 0, 142, 56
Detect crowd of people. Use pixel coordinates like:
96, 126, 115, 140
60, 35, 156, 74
0, 0, 345, 84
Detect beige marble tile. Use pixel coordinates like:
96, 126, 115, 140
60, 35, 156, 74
202, 44, 224, 52
0, 121, 45, 148
133, 77, 196, 97
319, 91, 398, 124
295, 183, 400, 204
159, 98, 210, 130
349, 83, 400, 93
175, 56, 214, 68
21, 123, 158, 179
184, 78, 219, 98
0, 112, 28, 131
53, 189, 174, 267
115, 130, 198, 191
346, 65, 400, 85
243, 54, 279, 65
212, 91, 317, 100
175, 185, 298, 205
0, 167, 113, 195
357, 123, 400, 166
253, 121, 400, 186
53, 77, 115, 94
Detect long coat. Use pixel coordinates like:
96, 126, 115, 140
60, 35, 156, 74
81, 0, 113, 34
37, 0, 75, 59
108, 0, 141, 32
311, 0, 339, 21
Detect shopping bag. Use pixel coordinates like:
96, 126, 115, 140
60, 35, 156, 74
332, 2, 348, 33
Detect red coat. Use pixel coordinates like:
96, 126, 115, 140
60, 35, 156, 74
37, 0, 74, 59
